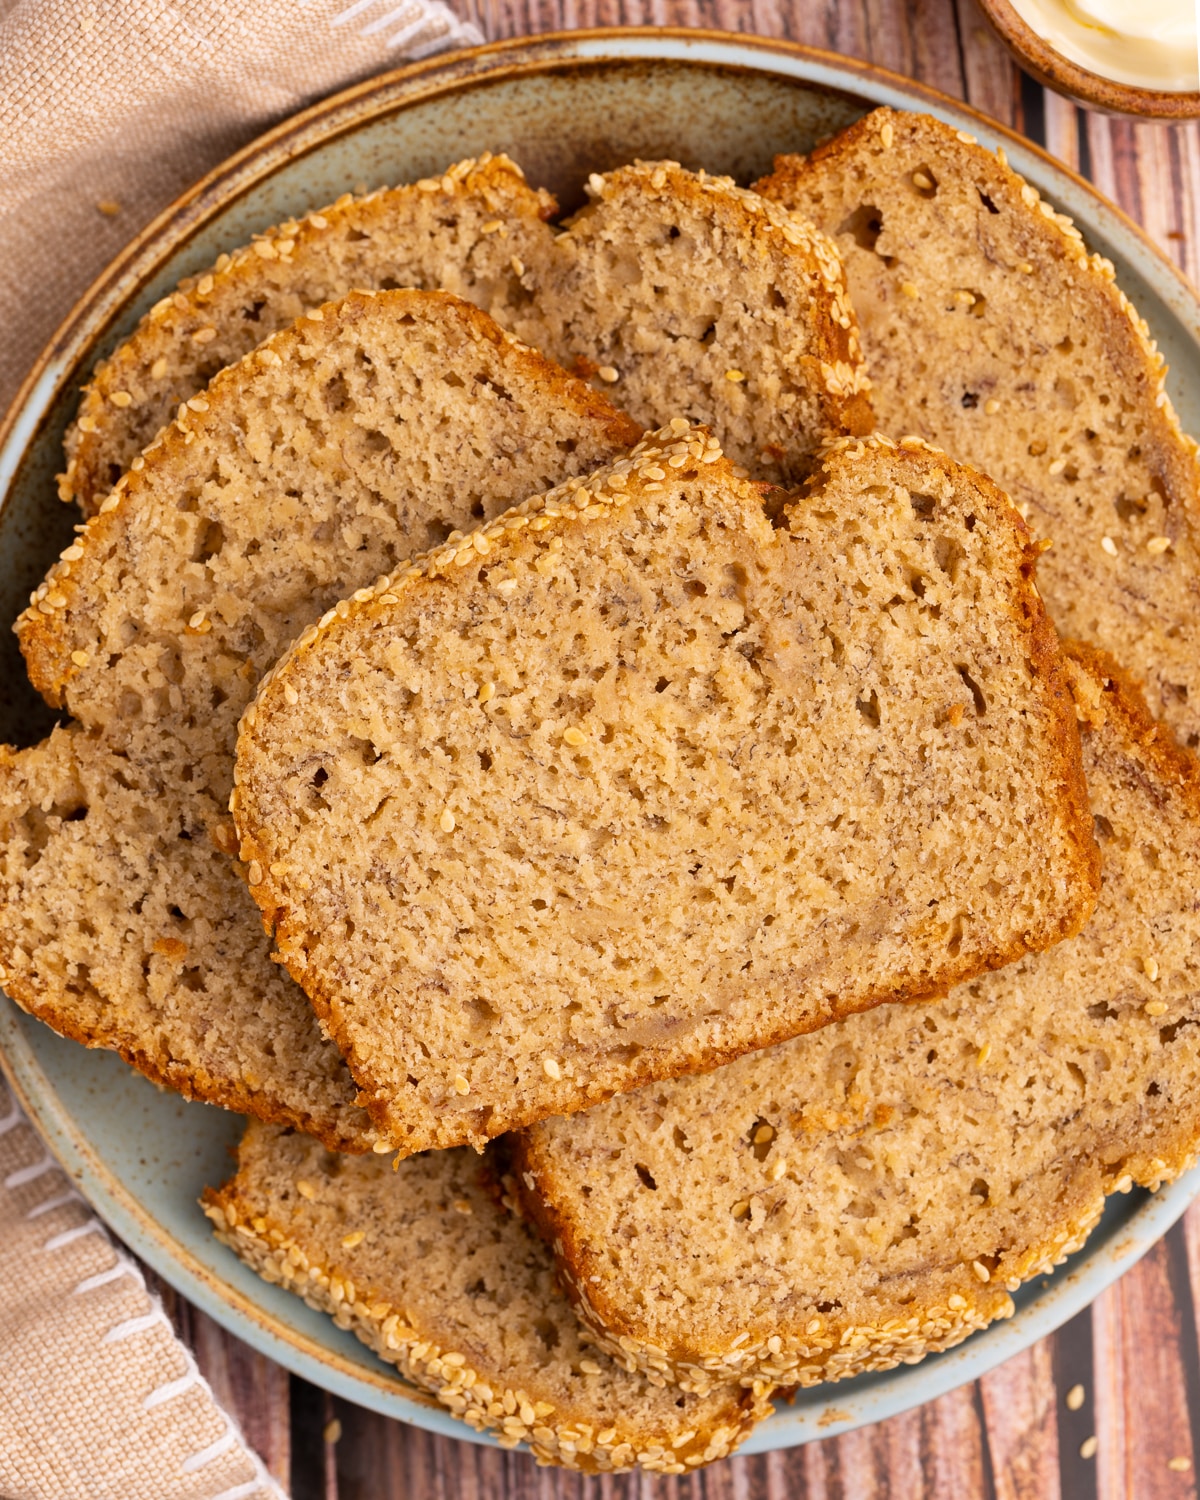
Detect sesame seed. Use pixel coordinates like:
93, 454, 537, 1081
725, 369, 746, 382
562, 727, 587, 746
150, 357, 168, 380
341, 1231, 365, 1248
1169, 1457, 1192, 1472
323, 1419, 343, 1445
985, 398, 1000, 415
1144, 956, 1160, 981
1080, 1436, 1098, 1460
579, 1359, 603, 1376
187, 610, 207, 630
191, 327, 217, 345
597, 366, 619, 383
511, 256, 525, 277
247, 861, 264, 886
372, 1141, 393, 1154
912, 171, 933, 190
253, 240, 276, 259
478, 682, 495, 704
543, 1057, 562, 1080
283, 684, 299, 706
900, 282, 919, 298
956, 131, 978, 144
972, 1260, 990, 1282
1018, 261, 1034, 274
70, 650, 89, 668
453, 1074, 471, 1095
440, 809, 456, 833
109, 391, 132, 408
1048, 458, 1066, 475
296, 1180, 315, 1200
480, 220, 503, 234
309, 214, 328, 229
1066, 1383, 1085, 1411
880, 120, 895, 148
1101, 536, 1118, 556
1147, 535, 1172, 553
976, 1042, 991, 1066
96, 198, 120, 215
948, 1293, 967, 1310
1145, 1000, 1169, 1016
769, 1156, 788, 1182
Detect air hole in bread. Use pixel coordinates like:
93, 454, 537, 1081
838, 203, 885, 255
634, 1164, 657, 1191
956, 666, 987, 717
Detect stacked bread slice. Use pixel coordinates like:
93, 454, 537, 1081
6, 122, 1200, 1471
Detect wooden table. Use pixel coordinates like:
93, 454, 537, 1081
149, 4, 1200, 1496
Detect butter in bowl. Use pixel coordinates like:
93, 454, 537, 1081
980, 0, 1200, 116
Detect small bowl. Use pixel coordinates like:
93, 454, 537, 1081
978, 0, 1200, 118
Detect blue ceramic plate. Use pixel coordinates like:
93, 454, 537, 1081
3, 28, 1200, 1455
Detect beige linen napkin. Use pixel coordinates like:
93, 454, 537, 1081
0, 0, 483, 417
0, 3, 479, 1495
0, 1076, 285, 1500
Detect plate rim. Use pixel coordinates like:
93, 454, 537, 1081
3, 25, 1200, 1458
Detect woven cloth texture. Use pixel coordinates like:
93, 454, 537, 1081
0, 0, 482, 417
0, 3, 478, 1494
0, 1076, 286, 1500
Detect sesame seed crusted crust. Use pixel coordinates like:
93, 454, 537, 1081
512, 645, 1200, 1392
202, 1122, 769, 1473
62, 154, 558, 515
756, 108, 1200, 750
5, 289, 638, 1151
233, 422, 1097, 1157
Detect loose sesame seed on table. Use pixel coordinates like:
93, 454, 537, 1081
109, 1, 1200, 1496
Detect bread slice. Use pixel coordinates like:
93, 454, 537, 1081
61, 154, 559, 515
755, 109, 1200, 749
231, 427, 1099, 1156
202, 1123, 769, 1473
64, 156, 872, 521
5, 290, 639, 1150
520, 160, 873, 484
512, 644, 1200, 1393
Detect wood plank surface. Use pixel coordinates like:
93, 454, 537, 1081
160, 2, 1200, 1496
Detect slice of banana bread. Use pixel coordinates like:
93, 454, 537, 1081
203, 1123, 768, 1473
232, 427, 1098, 1156
521, 161, 873, 484
4, 291, 639, 1149
756, 109, 1200, 748
61, 154, 559, 515
513, 645, 1200, 1393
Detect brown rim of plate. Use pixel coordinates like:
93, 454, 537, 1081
4, 25, 1200, 488
976, 0, 1200, 119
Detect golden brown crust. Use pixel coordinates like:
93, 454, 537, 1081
234, 426, 1098, 1154
63, 154, 557, 515
202, 1134, 770, 1472
20, 290, 641, 708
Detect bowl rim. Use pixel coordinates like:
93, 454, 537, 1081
976, 0, 1200, 118
4, 24, 1200, 1456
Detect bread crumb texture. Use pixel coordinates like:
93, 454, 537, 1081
63, 155, 871, 519
232, 426, 1098, 1155
757, 108, 1200, 749
4, 290, 637, 1150
513, 647, 1200, 1391
203, 1122, 769, 1472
